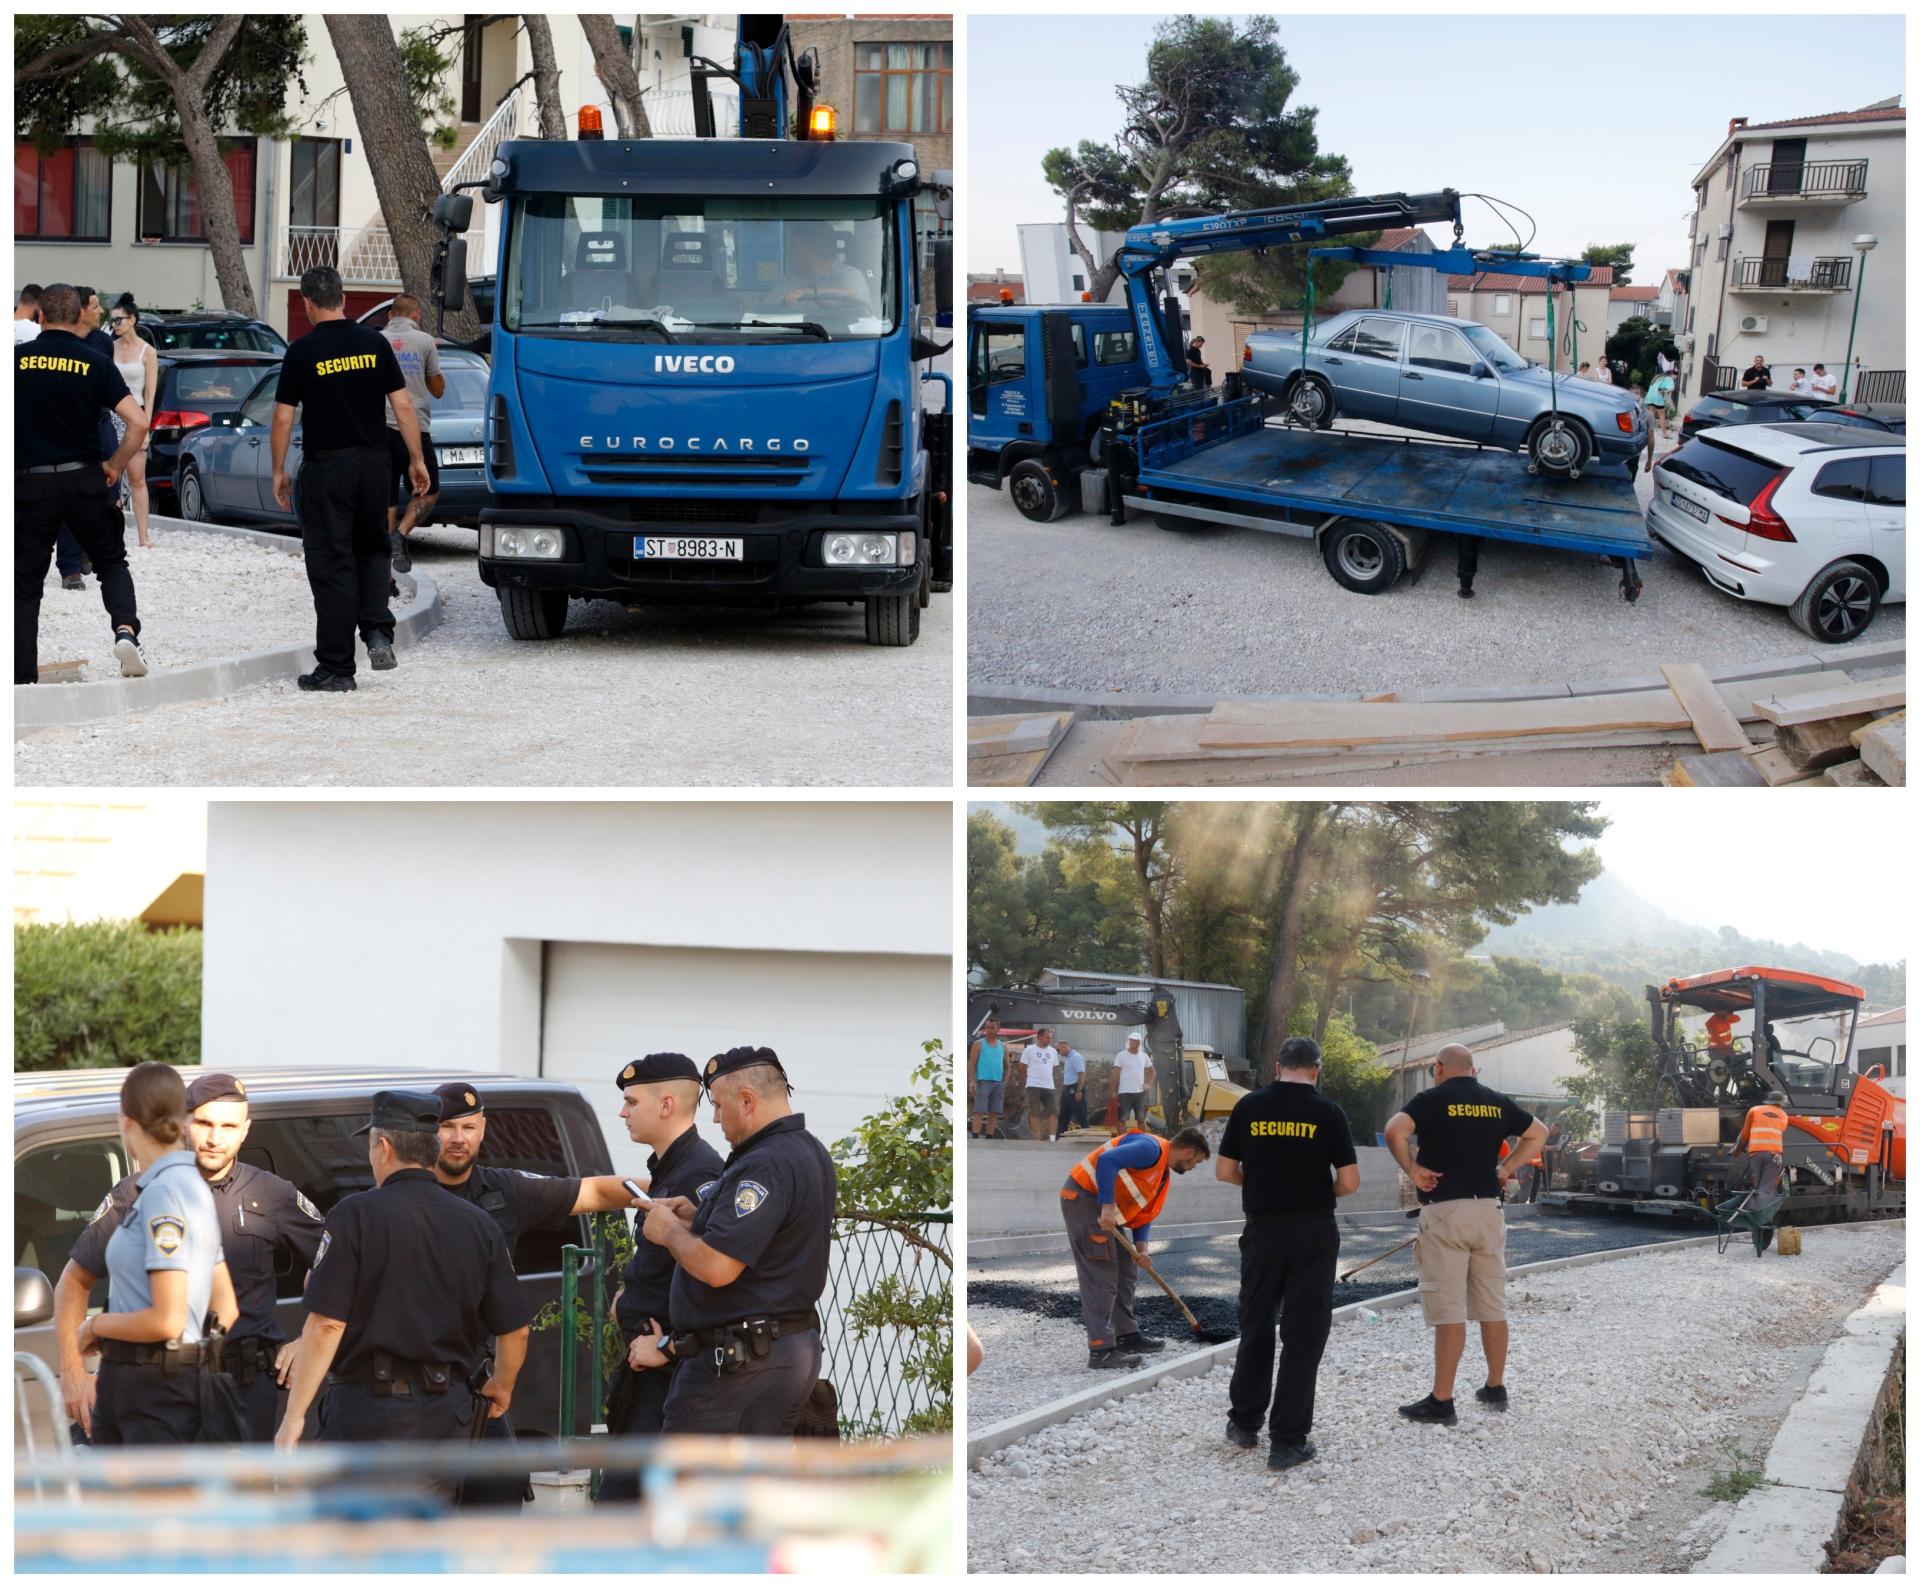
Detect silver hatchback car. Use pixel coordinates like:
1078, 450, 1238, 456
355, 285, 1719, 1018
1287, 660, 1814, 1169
1244, 309, 1647, 478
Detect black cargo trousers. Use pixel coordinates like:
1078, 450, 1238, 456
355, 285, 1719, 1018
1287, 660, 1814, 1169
1227, 1210, 1340, 1445
298, 446, 394, 676
16, 465, 138, 684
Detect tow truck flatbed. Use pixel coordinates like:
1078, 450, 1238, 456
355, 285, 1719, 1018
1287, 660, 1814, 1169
1124, 399, 1648, 589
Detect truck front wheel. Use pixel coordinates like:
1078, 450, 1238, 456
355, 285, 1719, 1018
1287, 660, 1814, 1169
498, 584, 569, 640
865, 588, 921, 646
1320, 519, 1405, 594
1007, 458, 1070, 522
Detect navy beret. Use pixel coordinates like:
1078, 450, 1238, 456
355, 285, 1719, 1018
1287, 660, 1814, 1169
615, 1053, 700, 1090
702, 1045, 788, 1090
185, 1072, 248, 1110
433, 1081, 485, 1121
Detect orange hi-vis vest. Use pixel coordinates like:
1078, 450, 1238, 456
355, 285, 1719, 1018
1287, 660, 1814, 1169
1741, 1103, 1788, 1156
1066, 1132, 1173, 1230
1706, 1012, 1737, 1049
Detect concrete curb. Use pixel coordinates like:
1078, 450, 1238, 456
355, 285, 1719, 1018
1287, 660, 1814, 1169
16, 517, 443, 733
1697, 1254, 1907, 1573
967, 1224, 1901, 1464
967, 641, 1905, 722
970, 1209, 1417, 1260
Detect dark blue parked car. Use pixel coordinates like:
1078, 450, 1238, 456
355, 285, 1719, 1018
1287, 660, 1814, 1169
174, 350, 493, 530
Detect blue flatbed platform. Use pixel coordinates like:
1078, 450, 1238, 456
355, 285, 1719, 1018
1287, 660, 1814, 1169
1129, 400, 1649, 563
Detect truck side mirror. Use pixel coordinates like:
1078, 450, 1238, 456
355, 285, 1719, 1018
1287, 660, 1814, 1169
933, 238, 953, 318
433, 193, 473, 234
16, 1266, 54, 1328
437, 239, 468, 315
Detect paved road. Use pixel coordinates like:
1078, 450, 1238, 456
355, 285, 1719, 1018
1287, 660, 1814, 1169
14, 518, 953, 788
969, 1139, 1404, 1235
967, 420, 1903, 699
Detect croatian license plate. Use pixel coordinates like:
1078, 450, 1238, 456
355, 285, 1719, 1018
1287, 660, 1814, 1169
1671, 492, 1709, 525
634, 536, 744, 560
438, 445, 485, 466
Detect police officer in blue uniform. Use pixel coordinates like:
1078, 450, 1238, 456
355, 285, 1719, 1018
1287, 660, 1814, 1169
598, 1053, 726, 1503
56, 1071, 325, 1444
275, 1091, 529, 1480
628, 1046, 837, 1435
76, 1063, 239, 1445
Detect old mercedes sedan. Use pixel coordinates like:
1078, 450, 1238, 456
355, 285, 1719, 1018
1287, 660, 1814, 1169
1244, 309, 1647, 477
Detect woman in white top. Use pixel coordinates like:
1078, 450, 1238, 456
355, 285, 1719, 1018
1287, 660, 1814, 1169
109, 295, 159, 548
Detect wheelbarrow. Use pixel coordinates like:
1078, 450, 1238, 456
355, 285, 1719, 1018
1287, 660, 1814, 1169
1714, 1190, 1787, 1257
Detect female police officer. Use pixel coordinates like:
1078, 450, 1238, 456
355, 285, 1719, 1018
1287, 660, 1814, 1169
75, 1062, 238, 1444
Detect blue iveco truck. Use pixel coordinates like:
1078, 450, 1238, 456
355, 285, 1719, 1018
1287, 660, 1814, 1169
434, 17, 952, 645
969, 190, 1649, 598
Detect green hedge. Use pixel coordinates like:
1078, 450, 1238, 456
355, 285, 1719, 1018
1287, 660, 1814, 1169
14, 920, 202, 1071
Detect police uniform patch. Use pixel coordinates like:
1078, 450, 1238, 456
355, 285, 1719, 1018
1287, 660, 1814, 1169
149, 1214, 186, 1256
295, 1190, 322, 1220
734, 1180, 769, 1217
515, 1170, 547, 1180
314, 1230, 331, 1267
695, 1179, 720, 1202
90, 1192, 116, 1225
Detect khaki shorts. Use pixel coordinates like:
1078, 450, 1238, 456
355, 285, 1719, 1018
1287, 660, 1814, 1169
1414, 1198, 1507, 1325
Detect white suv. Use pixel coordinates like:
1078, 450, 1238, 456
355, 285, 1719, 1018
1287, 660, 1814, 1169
1648, 422, 1905, 642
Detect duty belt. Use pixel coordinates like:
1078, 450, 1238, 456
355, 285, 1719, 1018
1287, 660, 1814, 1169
98, 1339, 208, 1370
18, 460, 93, 476
668, 1310, 819, 1370
332, 1351, 456, 1396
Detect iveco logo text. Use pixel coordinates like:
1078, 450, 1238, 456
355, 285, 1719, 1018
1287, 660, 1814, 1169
579, 436, 810, 452
654, 354, 735, 374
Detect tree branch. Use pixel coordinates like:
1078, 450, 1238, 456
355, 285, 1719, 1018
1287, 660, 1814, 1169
838, 1211, 953, 1270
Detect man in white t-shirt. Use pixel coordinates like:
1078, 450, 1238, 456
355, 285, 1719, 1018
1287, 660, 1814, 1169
14, 285, 42, 343
1022, 1028, 1061, 1141
1112, 1035, 1155, 1130
1809, 363, 1839, 399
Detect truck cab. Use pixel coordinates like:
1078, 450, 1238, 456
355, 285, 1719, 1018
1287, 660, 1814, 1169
442, 126, 951, 647
966, 303, 1142, 520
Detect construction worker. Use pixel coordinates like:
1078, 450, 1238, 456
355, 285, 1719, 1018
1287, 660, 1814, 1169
1736, 1089, 1790, 1209
1384, 1044, 1546, 1425
1059, 1124, 1211, 1369
1705, 1010, 1738, 1060
1216, 1037, 1358, 1471
969, 1017, 1008, 1140
1111, 1035, 1155, 1130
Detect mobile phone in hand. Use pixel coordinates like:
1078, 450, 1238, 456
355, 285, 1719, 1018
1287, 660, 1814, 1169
622, 1178, 652, 1205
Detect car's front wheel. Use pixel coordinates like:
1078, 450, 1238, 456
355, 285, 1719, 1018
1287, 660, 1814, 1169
1287, 373, 1336, 429
1527, 414, 1593, 477
178, 462, 210, 523
1790, 560, 1881, 643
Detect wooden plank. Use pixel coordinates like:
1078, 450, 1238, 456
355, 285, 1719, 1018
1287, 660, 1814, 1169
1752, 680, 1905, 728
968, 712, 1072, 759
1744, 744, 1812, 786
36, 658, 87, 682
1850, 708, 1906, 749
1661, 663, 1750, 752
1817, 759, 1884, 788
1117, 724, 1699, 772
1668, 751, 1768, 788
1195, 692, 1692, 751
1856, 717, 1906, 786
1775, 715, 1879, 770
968, 748, 1058, 787
1721, 670, 1851, 721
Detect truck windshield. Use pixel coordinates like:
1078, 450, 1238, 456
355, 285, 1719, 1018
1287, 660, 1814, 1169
504, 194, 897, 343
1462, 324, 1527, 372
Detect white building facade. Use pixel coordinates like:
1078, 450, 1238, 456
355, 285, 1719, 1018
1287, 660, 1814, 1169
1681, 100, 1905, 403
201, 801, 951, 1183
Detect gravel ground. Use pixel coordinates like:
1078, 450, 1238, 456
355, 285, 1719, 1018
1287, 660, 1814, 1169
30, 529, 309, 679
967, 426, 1904, 698
15, 520, 953, 787
969, 1210, 1707, 1421
967, 1220, 1901, 1574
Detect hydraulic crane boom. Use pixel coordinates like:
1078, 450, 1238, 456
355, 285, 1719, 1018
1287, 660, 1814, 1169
1118, 189, 1466, 394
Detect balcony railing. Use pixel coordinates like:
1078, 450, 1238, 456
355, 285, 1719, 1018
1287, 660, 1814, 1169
279, 224, 399, 285
1742, 160, 1868, 201
1731, 256, 1852, 291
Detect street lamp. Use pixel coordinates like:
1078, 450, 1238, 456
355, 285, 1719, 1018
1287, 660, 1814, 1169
1838, 233, 1878, 402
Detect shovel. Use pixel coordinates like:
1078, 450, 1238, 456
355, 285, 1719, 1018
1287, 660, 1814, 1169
1112, 1225, 1237, 1344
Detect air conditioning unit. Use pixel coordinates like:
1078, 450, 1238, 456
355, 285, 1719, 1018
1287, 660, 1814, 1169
1718, 222, 1735, 240
1676, 334, 1695, 351
1739, 315, 1768, 334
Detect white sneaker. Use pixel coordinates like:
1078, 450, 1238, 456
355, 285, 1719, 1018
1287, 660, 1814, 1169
113, 629, 148, 679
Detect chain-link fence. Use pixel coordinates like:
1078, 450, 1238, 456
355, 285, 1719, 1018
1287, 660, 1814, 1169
822, 1213, 952, 1439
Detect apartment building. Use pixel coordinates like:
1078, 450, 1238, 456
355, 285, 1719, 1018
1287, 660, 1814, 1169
1443, 267, 1613, 372
1680, 98, 1904, 402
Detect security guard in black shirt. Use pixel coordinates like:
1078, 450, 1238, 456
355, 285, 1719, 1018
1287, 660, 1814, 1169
598, 1054, 726, 1503
55, 1072, 326, 1444
276, 1090, 529, 1483
15, 281, 152, 686
1215, 1037, 1359, 1471
629, 1046, 836, 1435
429, 1080, 646, 1506
271, 265, 430, 692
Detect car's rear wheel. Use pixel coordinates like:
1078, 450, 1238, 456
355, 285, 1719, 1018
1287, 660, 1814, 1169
1790, 560, 1881, 643
178, 462, 209, 523
1287, 373, 1336, 429
1527, 414, 1593, 476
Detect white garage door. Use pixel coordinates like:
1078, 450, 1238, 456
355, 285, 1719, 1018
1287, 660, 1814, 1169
539, 941, 950, 1184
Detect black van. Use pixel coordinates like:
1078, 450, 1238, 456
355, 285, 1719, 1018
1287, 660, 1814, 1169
13, 1066, 616, 1448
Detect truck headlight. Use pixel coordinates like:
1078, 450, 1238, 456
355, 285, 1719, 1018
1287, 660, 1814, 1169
488, 525, 567, 560
823, 532, 900, 566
